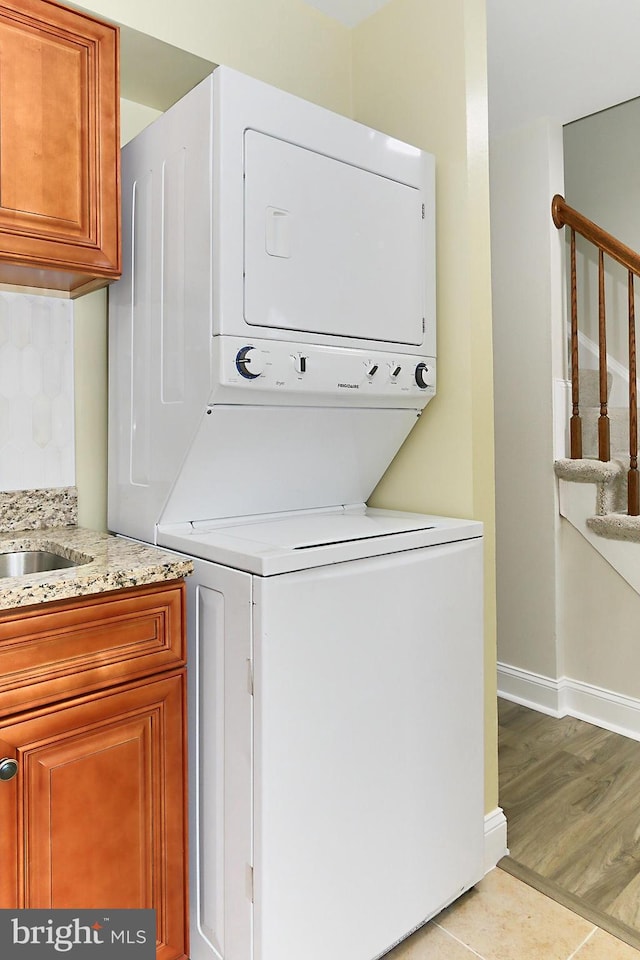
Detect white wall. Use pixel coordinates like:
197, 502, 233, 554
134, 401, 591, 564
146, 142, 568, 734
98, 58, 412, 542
490, 107, 640, 706
564, 98, 640, 248
490, 118, 565, 679
560, 521, 640, 698
564, 98, 640, 369
557, 99, 640, 701
487, 0, 640, 138
488, 4, 640, 714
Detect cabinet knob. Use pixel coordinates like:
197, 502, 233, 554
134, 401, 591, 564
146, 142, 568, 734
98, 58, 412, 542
0, 758, 18, 781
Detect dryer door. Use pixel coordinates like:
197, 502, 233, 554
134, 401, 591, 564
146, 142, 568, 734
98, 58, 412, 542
243, 130, 425, 346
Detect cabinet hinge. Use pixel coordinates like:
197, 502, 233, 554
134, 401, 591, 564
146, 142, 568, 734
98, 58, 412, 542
422, 317, 426, 333
421, 203, 425, 219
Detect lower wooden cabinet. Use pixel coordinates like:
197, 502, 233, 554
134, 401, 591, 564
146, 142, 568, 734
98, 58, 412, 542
0, 661, 188, 959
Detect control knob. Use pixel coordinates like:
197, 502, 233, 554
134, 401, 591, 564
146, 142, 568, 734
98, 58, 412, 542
414, 362, 433, 390
293, 353, 308, 375
235, 346, 265, 380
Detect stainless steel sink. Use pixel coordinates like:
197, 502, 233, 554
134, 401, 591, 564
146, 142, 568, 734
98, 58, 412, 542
0, 549, 85, 578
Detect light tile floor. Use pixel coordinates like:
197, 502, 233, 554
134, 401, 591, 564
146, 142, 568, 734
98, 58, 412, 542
386, 868, 640, 960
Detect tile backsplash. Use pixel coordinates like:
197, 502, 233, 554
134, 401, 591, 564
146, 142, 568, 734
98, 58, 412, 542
0, 292, 74, 492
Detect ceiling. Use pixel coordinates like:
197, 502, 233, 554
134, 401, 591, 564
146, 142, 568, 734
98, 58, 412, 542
487, 0, 640, 138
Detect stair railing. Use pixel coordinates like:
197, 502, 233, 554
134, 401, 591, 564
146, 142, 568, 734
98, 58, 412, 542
552, 195, 640, 515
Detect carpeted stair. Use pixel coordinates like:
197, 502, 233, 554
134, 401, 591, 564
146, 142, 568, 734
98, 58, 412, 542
554, 369, 640, 542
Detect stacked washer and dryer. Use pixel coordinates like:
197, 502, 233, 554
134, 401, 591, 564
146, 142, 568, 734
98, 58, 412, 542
108, 68, 484, 960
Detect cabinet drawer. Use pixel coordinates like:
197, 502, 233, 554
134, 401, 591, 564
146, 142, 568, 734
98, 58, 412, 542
0, 581, 185, 716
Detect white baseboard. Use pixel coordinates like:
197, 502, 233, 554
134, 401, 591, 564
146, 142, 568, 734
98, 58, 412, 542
484, 807, 508, 874
564, 678, 640, 741
498, 661, 640, 742
496, 662, 564, 717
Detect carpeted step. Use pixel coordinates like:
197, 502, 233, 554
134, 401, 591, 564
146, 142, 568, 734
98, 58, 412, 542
587, 513, 640, 542
558, 373, 640, 544
554, 457, 627, 515
578, 368, 612, 407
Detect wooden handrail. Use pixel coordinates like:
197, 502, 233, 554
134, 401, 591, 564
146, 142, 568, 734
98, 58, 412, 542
552, 195, 640, 279
553, 194, 640, 513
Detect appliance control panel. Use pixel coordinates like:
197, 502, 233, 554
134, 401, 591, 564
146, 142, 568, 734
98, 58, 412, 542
213, 336, 436, 403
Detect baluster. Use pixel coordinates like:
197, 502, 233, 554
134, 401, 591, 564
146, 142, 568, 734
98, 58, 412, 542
628, 271, 639, 514
598, 249, 610, 461
569, 229, 582, 457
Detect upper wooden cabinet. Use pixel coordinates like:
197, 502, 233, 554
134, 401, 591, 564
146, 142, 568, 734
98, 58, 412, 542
0, 0, 120, 295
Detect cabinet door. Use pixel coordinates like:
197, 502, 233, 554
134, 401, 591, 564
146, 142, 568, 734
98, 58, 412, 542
0, 0, 120, 294
0, 671, 187, 960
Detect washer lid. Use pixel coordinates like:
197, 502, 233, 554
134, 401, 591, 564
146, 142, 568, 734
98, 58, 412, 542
157, 506, 482, 575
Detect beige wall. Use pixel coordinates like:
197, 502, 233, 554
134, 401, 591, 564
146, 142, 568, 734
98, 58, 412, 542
120, 98, 161, 146
75, 0, 498, 812
352, 0, 498, 812
74, 0, 353, 115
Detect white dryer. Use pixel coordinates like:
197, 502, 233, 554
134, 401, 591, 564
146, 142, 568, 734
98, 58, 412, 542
107, 67, 484, 960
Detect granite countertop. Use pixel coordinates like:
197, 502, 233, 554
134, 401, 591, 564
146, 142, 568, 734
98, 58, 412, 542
0, 526, 193, 611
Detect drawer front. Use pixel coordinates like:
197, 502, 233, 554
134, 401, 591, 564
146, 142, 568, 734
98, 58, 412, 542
0, 581, 185, 716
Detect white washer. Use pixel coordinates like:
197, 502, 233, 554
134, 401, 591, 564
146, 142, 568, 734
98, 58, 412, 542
158, 507, 483, 960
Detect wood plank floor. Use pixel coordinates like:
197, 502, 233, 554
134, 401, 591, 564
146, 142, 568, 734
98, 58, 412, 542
498, 698, 640, 950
